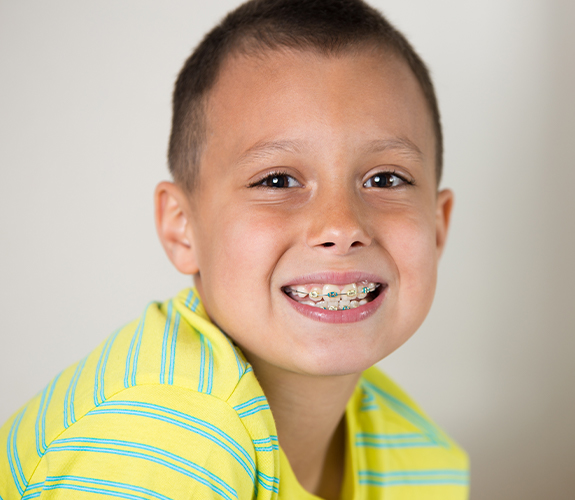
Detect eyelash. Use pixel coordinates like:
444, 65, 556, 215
363, 170, 414, 188
248, 169, 414, 189
248, 170, 301, 189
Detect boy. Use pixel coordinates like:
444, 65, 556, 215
0, 0, 468, 498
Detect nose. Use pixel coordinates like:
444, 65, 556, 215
306, 188, 372, 255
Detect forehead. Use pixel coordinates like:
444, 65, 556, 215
201, 47, 435, 177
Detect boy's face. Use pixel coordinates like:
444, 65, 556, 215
165, 48, 452, 377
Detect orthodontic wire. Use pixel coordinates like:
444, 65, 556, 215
285, 283, 380, 299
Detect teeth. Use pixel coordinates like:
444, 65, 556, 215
286, 281, 381, 310
339, 298, 351, 310
327, 300, 339, 311
322, 284, 340, 300
341, 283, 358, 298
357, 280, 370, 299
309, 286, 322, 301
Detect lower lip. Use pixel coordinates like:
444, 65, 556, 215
283, 286, 387, 324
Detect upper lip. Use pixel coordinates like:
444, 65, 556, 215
282, 271, 386, 288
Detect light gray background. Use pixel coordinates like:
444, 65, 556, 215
1, 1, 574, 498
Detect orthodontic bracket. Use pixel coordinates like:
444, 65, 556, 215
286, 282, 380, 299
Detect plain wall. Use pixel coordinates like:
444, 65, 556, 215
1, 1, 574, 498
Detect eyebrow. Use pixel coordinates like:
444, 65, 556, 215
359, 138, 424, 163
235, 139, 304, 166
235, 136, 424, 166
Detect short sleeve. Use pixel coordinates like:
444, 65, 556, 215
25, 385, 257, 500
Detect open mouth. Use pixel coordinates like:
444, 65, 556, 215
282, 280, 383, 311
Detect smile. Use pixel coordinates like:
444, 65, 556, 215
283, 281, 381, 311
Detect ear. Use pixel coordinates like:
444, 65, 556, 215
435, 188, 454, 261
154, 181, 199, 275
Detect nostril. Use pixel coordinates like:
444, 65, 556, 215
350, 241, 363, 248
322, 242, 335, 247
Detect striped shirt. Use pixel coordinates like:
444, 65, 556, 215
0, 288, 469, 499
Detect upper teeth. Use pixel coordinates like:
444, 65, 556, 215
285, 281, 379, 301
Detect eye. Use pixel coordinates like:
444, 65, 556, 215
363, 172, 409, 188
251, 171, 301, 189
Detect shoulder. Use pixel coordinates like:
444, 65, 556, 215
99, 288, 251, 400
350, 366, 469, 494
0, 289, 279, 499
0, 383, 264, 499
357, 366, 467, 453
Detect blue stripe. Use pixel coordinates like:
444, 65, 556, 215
99, 329, 120, 403
63, 368, 74, 427
185, 289, 195, 309
357, 433, 425, 438
233, 396, 267, 412
35, 383, 49, 456
41, 483, 153, 500
361, 404, 378, 411
358, 469, 469, 485
255, 471, 279, 484
86, 409, 255, 483
198, 333, 206, 392
43, 475, 176, 500
168, 312, 180, 385
159, 301, 173, 384
254, 445, 279, 452
360, 388, 377, 411
90, 402, 255, 481
359, 469, 468, 478
361, 380, 448, 446
357, 441, 438, 449
21, 481, 44, 499
221, 333, 245, 379
232, 345, 245, 379
256, 470, 280, 487
238, 404, 270, 418
99, 400, 257, 470
40, 373, 61, 453
253, 436, 278, 445
48, 439, 237, 500
356, 432, 437, 448
7, 409, 26, 495
22, 490, 42, 500
65, 357, 86, 428
71, 358, 88, 423
256, 476, 279, 493
124, 318, 142, 388
362, 389, 375, 402
94, 334, 112, 406
206, 337, 214, 394
130, 305, 151, 388
359, 478, 468, 487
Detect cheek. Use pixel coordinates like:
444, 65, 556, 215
196, 207, 295, 350
202, 206, 293, 290
385, 210, 438, 301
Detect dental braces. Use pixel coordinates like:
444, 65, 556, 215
285, 282, 380, 300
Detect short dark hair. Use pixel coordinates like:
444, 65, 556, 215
168, 0, 443, 191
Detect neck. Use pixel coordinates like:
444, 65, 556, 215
247, 357, 360, 499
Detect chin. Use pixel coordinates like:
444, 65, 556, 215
292, 343, 387, 377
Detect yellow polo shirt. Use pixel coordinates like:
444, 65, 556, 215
0, 288, 468, 499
